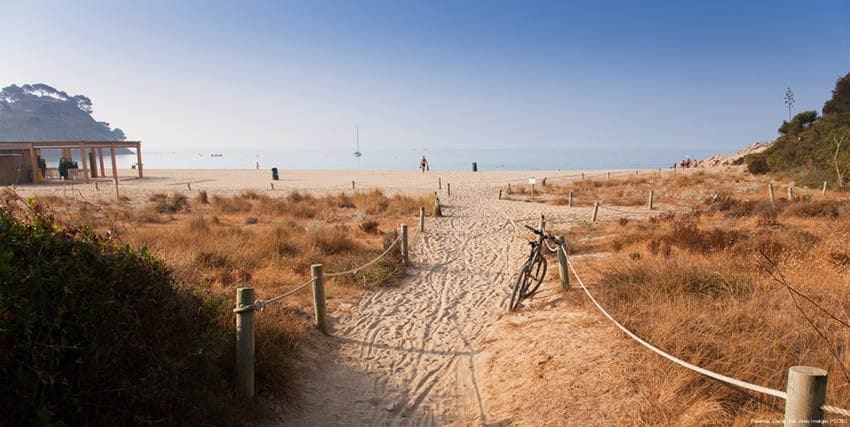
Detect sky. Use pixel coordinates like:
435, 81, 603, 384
2, 0, 849, 153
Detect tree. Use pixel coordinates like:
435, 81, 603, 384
778, 110, 818, 135
823, 72, 850, 117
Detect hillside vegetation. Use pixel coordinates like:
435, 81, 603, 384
0, 84, 126, 141
746, 72, 850, 188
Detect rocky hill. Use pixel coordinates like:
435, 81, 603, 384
0, 84, 125, 142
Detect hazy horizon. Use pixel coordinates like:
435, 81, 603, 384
3, 0, 849, 153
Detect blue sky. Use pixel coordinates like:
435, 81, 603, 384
2, 0, 849, 153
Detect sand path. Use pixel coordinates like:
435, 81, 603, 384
281, 177, 647, 426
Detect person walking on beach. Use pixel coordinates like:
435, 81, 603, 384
419, 155, 429, 173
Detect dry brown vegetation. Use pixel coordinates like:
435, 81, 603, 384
507, 170, 797, 208
556, 173, 850, 424
2, 187, 433, 404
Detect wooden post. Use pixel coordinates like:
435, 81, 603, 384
419, 207, 425, 232
822, 181, 828, 195
110, 143, 120, 199
95, 181, 99, 191
531, 182, 535, 198
447, 183, 451, 196
311, 264, 328, 335
79, 143, 90, 183
352, 180, 355, 190
136, 144, 143, 178
648, 190, 654, 210
235, 287, 256, 398
542, 177, 547, 186
581, 172, 585, 180
29, 145, 40, 183
769, 183, 776, 206
784, 366, 827, 426
592, 202, 599, 222
88, 148, 98, 178
498, 189, 502, 200
539, 214, 545, 231
507, 183, 511, 193
400, 224, 409, 265
787, 185, 794, 200
568, 191, 573, 207
98, 147, 105, 177
555, 236, 569, 290
438, 177, 441, 190
187, 183, 192, 191
270, 182, 274, 190
607, 171, 611, 180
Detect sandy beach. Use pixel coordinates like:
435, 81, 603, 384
13, 167, 656, 203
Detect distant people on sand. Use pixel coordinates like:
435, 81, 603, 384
419, 155, 429, 173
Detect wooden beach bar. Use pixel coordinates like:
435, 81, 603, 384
0, 140, 142, 185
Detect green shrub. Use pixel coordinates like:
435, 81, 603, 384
0, 207, 241, 425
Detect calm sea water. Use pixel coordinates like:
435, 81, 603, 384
133, 148, 715, 171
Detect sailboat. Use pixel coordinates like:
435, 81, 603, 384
354, 126, 362, 158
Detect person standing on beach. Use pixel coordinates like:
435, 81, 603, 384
420, 155, 429, 173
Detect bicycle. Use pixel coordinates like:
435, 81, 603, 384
509, 224, 556, 311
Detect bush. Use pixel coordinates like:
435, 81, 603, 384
746, 153, 769, 174
0, 208, 240, 425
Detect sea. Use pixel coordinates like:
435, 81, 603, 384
112, 148, 717, 171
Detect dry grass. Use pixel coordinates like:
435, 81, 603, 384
560, 173, 850, 424
4, 187, 433, 406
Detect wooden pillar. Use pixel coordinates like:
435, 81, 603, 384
784, 366, 827, 426
136, 144, 144, 178
98, 147, 105, 177
555, 236, 569, 289
235, 288, 256, 399
769, 183, 776, 206
110, 143, 120, 198
79, 143, 90, 183
311, 264, 328, 335
419, 207, 425, 232
29, 145, 40, 183
400, 224, 409, 265
88, 147, 98, 178
648, 190, 654, 210
568, 191, 573, 207
592, 202, 599, 222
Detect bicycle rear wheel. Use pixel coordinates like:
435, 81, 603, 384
523, 254, 547, 297
510, 263, 532, 311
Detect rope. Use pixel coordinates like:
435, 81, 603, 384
325, 233, 403, 277
235, 232, 403, 312
822, 405, 850, 417
233, 277, 315, 313
566, 256, 788, 400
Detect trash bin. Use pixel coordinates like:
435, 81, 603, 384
472, 162, 478, 172
271, 167, 279, 181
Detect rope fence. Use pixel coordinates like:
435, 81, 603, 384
493, 191, 850, 422
502, 191, 850, 423
232, 223, 410, 398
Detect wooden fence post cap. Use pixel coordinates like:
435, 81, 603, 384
311, 263, 323, 270
789, 366, 827, 377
